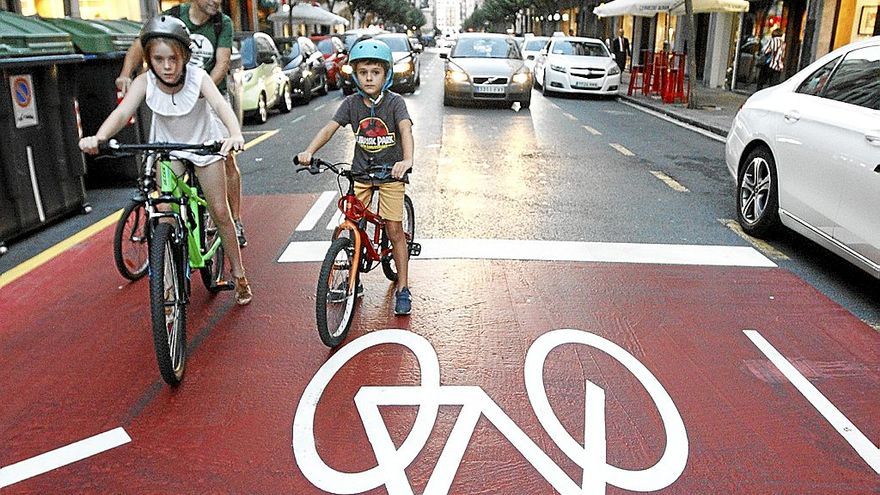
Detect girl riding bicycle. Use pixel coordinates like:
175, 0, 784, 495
297, 39, 414, 315
79, 15, 252, 305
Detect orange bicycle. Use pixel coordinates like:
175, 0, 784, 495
296, 157, 420, 347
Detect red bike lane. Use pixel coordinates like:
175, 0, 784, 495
0, 193, 877, 494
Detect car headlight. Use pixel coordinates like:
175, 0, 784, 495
512, 72, 530, 85
393, 60, 413, 73
550, 64, 567, 73
608, 65, 621, 75
447, 69, 468, 83
341, 64, 353, 75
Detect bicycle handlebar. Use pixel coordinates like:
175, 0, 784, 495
294, 156, 411, 181
98, 139, 224, 155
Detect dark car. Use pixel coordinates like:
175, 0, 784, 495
310, 35, 348, 90
276, 36, 329, 104
373, 33, 421, 94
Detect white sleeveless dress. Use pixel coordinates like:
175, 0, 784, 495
146, 67, 225, 167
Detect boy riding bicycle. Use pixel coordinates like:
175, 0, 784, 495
297, 39, 414, 315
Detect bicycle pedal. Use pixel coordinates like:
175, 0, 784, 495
214, 281, 235, 291
408, 242, 421, 257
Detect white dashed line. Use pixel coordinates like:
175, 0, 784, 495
582, 125, 601, 135
650, 170, 689, 192
610, 143, 635, 156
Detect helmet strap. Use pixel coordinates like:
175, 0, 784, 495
149, 64, 187, 92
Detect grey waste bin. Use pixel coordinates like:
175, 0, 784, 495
0, 12, 89, 252
42, 16, 149, 188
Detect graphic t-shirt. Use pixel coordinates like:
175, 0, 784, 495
332, 92, 412, 183
166, 3, 233, 92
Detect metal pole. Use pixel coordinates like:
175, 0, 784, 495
730, 12, 743, 91
683, 0, 698, 108
251, 0, 259, 31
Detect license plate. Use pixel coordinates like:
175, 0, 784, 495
474, 85, 505, 94
574, 81, 600, 89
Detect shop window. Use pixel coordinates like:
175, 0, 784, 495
821, 46, 880, 110
19, 0, 64, 17
79, 0, 142, 20
795, 56, 841, 96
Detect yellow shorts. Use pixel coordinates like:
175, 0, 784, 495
354, 180, 405, 222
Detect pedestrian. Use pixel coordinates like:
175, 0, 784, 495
611, 28, 630, 71
296, 40, 415, 316
80, 16, 253, 305
756, 28, 784, 90
115, 0, 249, 249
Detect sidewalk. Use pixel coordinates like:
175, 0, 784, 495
617, 70, 748, 137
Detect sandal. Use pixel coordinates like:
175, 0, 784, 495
234, 276, 253, 306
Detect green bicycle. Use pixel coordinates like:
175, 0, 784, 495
100, 140, 232, 385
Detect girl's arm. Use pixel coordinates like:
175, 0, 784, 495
201, 75, 244, 154
79, 73, 147, 154
392, 119, 413, 179
297, 121, 341, 166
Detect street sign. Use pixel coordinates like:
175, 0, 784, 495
10, 74, 38, 128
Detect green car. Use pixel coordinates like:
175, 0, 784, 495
235, 32, 293, 124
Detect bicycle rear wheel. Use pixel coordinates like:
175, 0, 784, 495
381, 194, 415, 282
198, 205, 225, 292
149, 223, 187, 385
316, 237, 359, 347
114, 199, 149, 281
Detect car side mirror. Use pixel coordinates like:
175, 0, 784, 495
439, 51, 448, 59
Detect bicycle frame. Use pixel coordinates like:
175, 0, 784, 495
147, 157, 222, 270
331, 183, 393, 274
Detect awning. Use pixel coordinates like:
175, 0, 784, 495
594, 0, 749, 17
267, 3, 349, 26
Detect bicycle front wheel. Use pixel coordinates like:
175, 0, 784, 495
114, 199, 149, 281
199, 205, 225, 292
316, 237, 359, 347
381, 194, 415, 282
149, 223, 187, 385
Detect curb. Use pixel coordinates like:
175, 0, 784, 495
616, 94, 729, 138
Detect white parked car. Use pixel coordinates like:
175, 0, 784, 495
534, 36, 621, 96
725, 36, 880, 279
520, 35, 549, 70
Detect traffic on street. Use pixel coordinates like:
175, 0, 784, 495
1, 41, 878, 494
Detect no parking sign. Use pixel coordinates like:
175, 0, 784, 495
10, 74, 38, 128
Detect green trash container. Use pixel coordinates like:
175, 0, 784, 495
42, 16, 149, 188
0, 11, 89, 252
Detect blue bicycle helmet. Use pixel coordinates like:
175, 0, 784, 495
348, 39, 394, 93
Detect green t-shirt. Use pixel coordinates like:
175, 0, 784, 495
165, 3, 233, 91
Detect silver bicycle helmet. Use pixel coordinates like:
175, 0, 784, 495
140, 15, 192, 56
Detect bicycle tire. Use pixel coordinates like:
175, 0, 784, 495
381, 194, 415, 282
199, 205, 225, 292
114, 199, 149, 281
149, 223, 187, 385
316, 237, 359, 347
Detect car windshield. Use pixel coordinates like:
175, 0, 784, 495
287, 42, 301, 60
551, 41, 608, 57
452, 37, 519, 59
375, 36, 409, 52
523, 39, 547, 51
239, 37, 257, 69
316, 39, 335, 55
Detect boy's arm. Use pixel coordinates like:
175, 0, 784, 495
297, 121, 341, 165
80, 74, 147, 154
392, 119, 413, 180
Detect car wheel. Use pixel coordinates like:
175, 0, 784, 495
257, 93, 268, 123
443, 93, 452, 106
300, 80, 313, 104
279, 84, 293, 113
541, 74, 552, 96
520, 98, 531, 109
342, 85, 354, 96
736, 146, 781, 237
318, 74, 329, 96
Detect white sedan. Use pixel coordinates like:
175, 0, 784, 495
725, 36, 880, 279
534, 36, 621, 96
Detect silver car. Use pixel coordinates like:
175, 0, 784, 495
441, 33, 533, 108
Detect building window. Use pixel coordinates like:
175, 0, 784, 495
79, 0, 143, 20
19, 0, 64, 17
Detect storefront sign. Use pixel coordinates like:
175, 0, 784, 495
10, 75, 38, 129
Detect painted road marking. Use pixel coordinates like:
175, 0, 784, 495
295, 191, 337, 231
0, 427, 131, 488
314, 104, 326, 112
291, 115, 306, 124
582, 125, 602, 135
618, 100, 726, 143
326, 210, 344, 230
243, 129, 279, 151
719, 219, 789, 260
610, 143, 635, 157
744, 330, 880, 474
279, 238, 776, 267
563, 112, 577, 121
650, 171, 689, 192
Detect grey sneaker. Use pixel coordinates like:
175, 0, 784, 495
234, 219, 248, 248
394, 287, 411, 315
